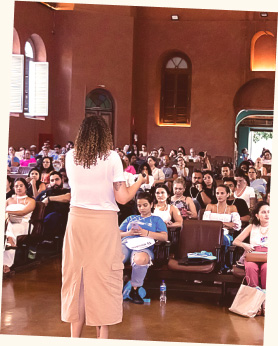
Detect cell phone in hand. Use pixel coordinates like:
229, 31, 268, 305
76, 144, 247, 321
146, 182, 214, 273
130, 222, 140, 230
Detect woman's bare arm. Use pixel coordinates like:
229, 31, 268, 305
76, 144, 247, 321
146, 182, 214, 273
6, 198, 36, 216
113, 174, 146, 205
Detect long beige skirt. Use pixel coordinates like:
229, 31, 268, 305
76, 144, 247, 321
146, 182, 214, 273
61, 207, 124, 326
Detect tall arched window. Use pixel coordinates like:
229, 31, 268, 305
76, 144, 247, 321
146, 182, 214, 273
10, 28, 23, 115
24, 40, 35, 113
160, 53, 192, 125
85, 89, 114, 135
251, 31, 276, 71
24, 34, 48, 118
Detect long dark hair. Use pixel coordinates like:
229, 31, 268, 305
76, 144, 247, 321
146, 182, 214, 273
74, 115, 113, 168
28, 168, 43, 190
203, 170, 217, 194
138, 162, 152, 175
36, 157, 54, 174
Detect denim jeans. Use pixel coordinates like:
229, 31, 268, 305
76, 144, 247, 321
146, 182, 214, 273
122, 242, 154, 287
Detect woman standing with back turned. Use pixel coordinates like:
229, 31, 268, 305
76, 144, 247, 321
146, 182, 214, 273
61, 116, 146, 339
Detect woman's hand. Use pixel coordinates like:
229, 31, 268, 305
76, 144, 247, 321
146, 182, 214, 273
30, 178, 36, 187
129, 225, 149, 237
165, 220, 173, 226
243, 243, 255, 253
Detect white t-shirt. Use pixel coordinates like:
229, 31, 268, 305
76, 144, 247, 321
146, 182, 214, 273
234, 186, 255, 208
66, 149, 124, 211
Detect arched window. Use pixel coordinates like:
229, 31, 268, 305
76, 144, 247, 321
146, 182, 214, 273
24, 34, 48, 118
160, 53, 192, 125
23, 40, 35, 113
251, 31, 276, 71
85, 89, 114, 135
10, 28, 23, 115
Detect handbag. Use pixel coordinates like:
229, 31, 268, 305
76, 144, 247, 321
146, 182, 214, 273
229, 277, 266, 317
245, 251, 267, 263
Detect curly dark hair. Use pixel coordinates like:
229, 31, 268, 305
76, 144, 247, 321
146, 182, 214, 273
74, 116, 113, 168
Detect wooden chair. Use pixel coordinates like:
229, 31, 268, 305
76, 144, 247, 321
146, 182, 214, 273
11, 201, 46, 265
168, 220, 223, 273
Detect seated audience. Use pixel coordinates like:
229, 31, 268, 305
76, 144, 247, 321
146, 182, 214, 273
234, 169, 256, 210
198, 151, 211, 171
153, 184, 183, 228
238, 160, 250, 173
132, 144, 138, 156
147, 156, 165, 186
59, 168, 70, 189
123, 155, 136, 174
203, 171, 217, 204
65, 141, 74, 152
51, 144, 61, 160
248, 167, 267, 197
221, 164, 232, 178
7, 146, 20, 167
262, 149, 272, 165
171, 177, 197, 219
19, 149, 37, 166
139, 144, 148, 158
36, 171, 70, 241
36, 157, 55, 185
158, 146, 165, 159
223, 177, 250, 224
161, 154, 178, 191
174, 156, 189, 179
177, 146, 186, 159
254, 157, 267, 177
203, 184, 241, 271
240, 147, 249, 161
26, 168, 46, 198
135, 162, 154, 192
120, 191, 168, 304
169, 149, 177, 162
233, 201, 269, 314
3, 178, 36, 273
185, 170, 212, 212
128, 153, 139, 173
29, 145, 37, 158
6, 176, 14, 200
186, 148, 200, 162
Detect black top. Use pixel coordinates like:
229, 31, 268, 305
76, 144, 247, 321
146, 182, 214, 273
6, 189, 14, 200
36, 188, 70, 215
227, 198, 250, 217
185, 185, 206, 209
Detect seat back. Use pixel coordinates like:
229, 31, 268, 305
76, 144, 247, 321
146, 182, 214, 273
29, 201, 46, 238
197, 208, 205, 220
28, 162, 37, 168
177, 219, 223, 259
18, 166, 32, 174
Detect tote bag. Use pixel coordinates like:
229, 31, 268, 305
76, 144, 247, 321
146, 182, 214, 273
229, 278, 266, 318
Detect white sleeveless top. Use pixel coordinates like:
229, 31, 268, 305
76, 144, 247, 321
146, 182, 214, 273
250, 224, 268, 248
153, 204, 171, 222
203, 211, 241, 231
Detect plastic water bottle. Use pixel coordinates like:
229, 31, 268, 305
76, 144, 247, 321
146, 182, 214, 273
160, 280, 167, 304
